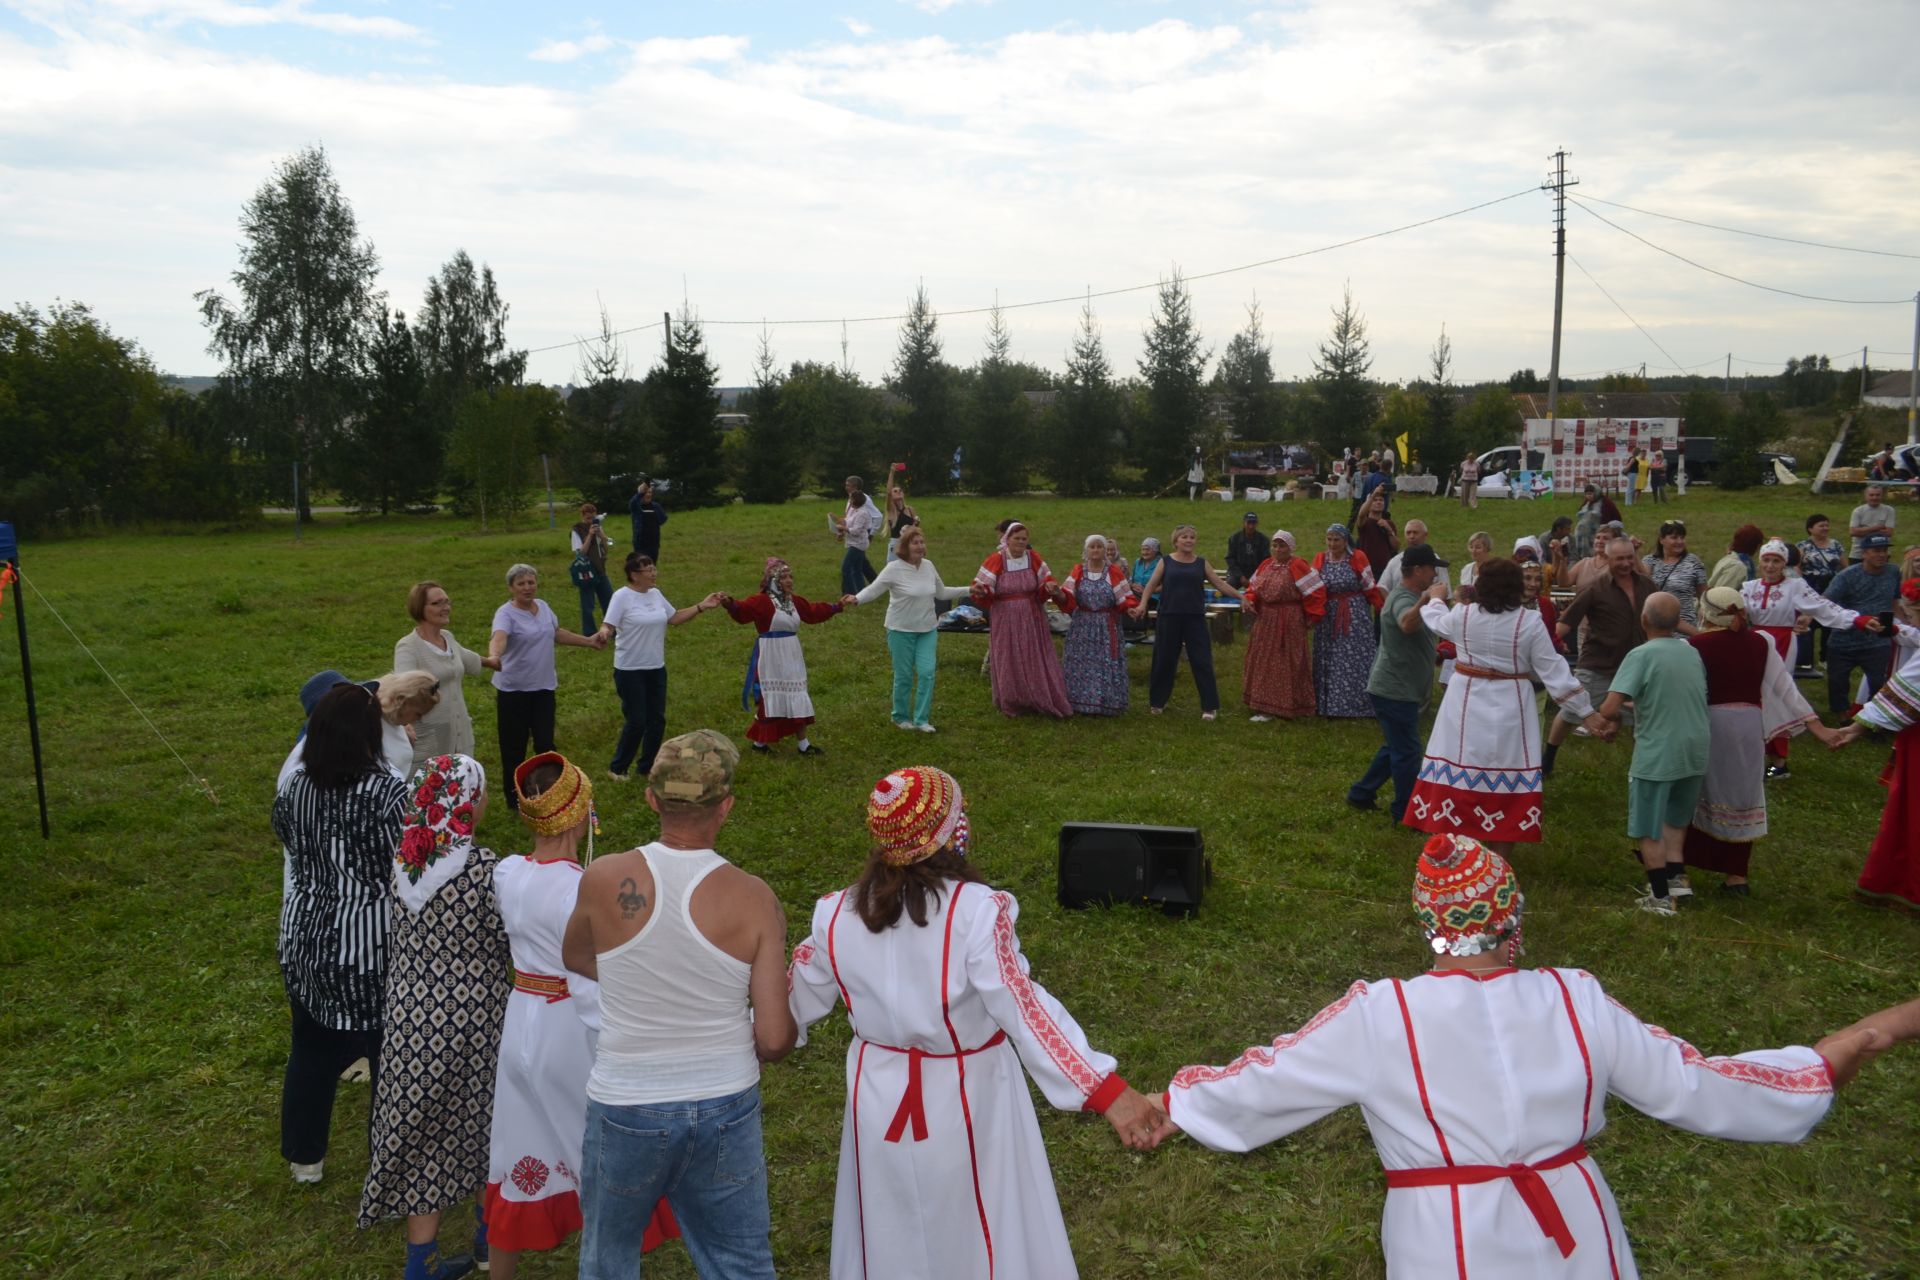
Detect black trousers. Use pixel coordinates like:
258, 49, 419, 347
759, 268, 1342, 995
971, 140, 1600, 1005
610, 666, 669, 777
496, 688, 557, 806
1148, 613, 1219, 712
281, 995, 381, 1164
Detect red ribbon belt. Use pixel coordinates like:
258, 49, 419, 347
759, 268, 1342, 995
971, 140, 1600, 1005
874, 1030, 1008, 1143
1383, 1143, 1589, 1259
513, 971, 571, 1002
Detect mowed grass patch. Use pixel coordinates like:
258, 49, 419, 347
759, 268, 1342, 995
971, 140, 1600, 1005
0, 488, 1916, 1278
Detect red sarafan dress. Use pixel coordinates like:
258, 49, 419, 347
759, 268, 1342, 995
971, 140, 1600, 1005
1680, 627, 1817, 881
1242, 555, 1324, 718
722, 590, 843, 744
972, 549, 1072, 718
1854, 649, 1920, 911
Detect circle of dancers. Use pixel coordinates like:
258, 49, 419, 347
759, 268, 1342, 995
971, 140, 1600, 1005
272, 478, 1920, 1278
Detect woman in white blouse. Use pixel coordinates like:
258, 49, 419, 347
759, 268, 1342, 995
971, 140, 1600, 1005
393, 581, 500, 773
848, 525, 974, 732
592, 551, 725, 781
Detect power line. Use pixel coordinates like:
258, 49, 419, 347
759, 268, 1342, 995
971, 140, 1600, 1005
1567, 255, 1689, 373
1569, 197, 1912, 305
1577, 193, 1920, 261
521, 187, 1540, 357
525, 319, 663, 357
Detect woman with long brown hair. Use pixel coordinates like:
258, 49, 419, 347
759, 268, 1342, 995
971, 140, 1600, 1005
786, 766, 1161, 1279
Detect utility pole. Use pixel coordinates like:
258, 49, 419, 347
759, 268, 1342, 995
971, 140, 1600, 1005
1908, 292, 1919, 446
1541, 148, 1578, 454
663, 310, 673, 359
1724, 353, 1731, 393
1861, 346, 1869, 405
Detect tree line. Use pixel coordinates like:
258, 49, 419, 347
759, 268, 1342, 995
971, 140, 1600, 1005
5, 145, 1886, 533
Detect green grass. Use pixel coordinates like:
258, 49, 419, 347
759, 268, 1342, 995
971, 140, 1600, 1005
2, 488, 1917, 1279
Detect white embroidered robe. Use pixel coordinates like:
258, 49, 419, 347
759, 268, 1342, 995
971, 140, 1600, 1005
1168, 968, 1834, 1279
787, 883, 1122, 1280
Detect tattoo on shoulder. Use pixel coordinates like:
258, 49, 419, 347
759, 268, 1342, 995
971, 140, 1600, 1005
617, 877, 648, 919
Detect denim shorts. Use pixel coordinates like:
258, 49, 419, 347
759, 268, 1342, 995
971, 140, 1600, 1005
578, 1084, 774, 1280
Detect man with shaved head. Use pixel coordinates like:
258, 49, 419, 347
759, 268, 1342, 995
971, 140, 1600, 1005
1543, 536, 1654, 776
1598, 591, 1710, 916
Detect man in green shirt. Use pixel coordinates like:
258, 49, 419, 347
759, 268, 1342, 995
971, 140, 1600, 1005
1598, 592, 1709, 916
1347, 544, 1446, 820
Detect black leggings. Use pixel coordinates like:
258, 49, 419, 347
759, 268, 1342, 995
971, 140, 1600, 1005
281, 996, 381, 1164
496, 688, 557, 806
1149, 613, 1218, 712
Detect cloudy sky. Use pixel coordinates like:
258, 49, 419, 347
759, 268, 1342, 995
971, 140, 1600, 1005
4, 0, 1918, 391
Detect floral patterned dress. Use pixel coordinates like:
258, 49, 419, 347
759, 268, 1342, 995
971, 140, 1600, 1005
1313, 556, 1377, 718
1062, 571, 1129, 715
984, 561, 1073, 718
1243, 563, 1317, 718
359, 849, 513, 1225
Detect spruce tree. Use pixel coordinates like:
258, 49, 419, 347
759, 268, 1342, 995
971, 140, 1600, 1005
1134, 268, 1209, 489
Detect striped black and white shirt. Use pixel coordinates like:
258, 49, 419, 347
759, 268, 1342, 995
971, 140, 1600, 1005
272, 766, 409, 1030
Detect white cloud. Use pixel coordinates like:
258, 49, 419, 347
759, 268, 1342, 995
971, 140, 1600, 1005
840, 16, 873, 37
15, 0, 425, 39
529, 32, 613, 63
3, 1, 1917, 389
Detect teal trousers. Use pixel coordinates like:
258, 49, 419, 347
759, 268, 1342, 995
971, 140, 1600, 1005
886, 628, 939, 725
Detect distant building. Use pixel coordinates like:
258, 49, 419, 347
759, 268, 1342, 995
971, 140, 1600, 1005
1866, 371, 1917, 410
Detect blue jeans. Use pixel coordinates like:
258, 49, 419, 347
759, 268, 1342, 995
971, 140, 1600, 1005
886, 628, 938, 725
1348, 694, 1423, 821
610, 666, 668, 776
580, 1085, 774, 1280
577, 570, 613, 633
840, 546, 877, 595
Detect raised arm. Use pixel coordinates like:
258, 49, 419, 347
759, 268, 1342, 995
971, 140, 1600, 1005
668, 592, 724, 626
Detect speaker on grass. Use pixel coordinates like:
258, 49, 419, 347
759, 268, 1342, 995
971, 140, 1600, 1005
1057, 822, 1209, 916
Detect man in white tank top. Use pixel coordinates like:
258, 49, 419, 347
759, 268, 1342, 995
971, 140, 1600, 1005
564, 730, 796, 1279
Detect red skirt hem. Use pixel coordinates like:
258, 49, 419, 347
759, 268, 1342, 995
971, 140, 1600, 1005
1402, 781, 1545, 843
484, 1183, 679, 1253
747, 711, 813, 744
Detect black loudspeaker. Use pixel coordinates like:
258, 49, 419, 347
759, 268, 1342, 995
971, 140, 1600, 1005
1057, 823, 1209, 916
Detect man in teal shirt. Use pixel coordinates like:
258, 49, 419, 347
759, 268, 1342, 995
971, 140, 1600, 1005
1347, 544, 1445, 820
1598, 592, 1709, 916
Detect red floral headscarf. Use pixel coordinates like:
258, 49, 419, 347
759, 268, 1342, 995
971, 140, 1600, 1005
394, 753, 485, 912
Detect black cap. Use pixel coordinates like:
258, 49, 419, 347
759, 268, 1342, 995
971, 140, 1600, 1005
1403, 544, 1449, 569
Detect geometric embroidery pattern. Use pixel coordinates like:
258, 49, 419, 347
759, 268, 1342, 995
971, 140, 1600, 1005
1605, 995, 1835, 1096
1415, 760, 1542, 792
990, 891, 1104, 1098
1169, 982, 1368, 1090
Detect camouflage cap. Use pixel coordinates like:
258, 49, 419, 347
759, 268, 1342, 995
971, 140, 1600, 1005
648, 730, 740, 808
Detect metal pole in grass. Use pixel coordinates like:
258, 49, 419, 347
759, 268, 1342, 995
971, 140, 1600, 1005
0, 522, 50, 838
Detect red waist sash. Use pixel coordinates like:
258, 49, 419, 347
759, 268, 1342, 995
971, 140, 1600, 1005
513, 971, 571, 1002
1383, 1142, 1589, 1259
867, 1030, 1009, 1144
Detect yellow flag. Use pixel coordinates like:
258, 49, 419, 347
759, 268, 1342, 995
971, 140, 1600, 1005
1396, 433, 1410, 464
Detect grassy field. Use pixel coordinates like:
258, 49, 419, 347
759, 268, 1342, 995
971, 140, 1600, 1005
2, 486, 1917, 1279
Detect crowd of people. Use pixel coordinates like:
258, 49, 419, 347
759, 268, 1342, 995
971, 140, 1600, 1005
267, 473, 1920, 1277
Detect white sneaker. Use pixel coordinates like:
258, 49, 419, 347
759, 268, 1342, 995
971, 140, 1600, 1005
894, 720, 914, 730
1634, 887, 1677, 916
291, 1160, 324, 1184
1249, 714, 1272, 723
915, 723, 937, 733
1668, 873, 1694, 899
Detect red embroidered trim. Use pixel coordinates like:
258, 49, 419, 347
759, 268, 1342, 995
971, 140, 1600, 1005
989, 890, 1103, 1096
785, 940, 816, 997
1572, 1162, 1621, 1280
943, 885, 995, 1277
1605, 995, 1834, 1094
1390, 978, 1466, 1280
1547, 969, 1596, 1134
1168, 981, 1368, 1090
